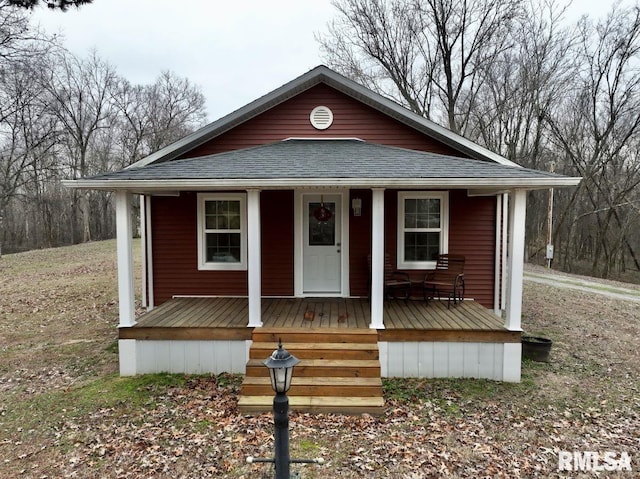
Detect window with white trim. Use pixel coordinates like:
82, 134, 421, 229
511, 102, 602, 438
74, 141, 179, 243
197, 193, 247, 270
397, 191, 449, 269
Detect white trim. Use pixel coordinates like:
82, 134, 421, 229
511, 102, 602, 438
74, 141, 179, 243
340, 194, 350, 296
145, 195, 155, 310
63, 176, 583, 191
501, 193, 508, 311
115, 191, 135, 327
196, 193, 247, 271
294, 191, 303, 297
505, 190, 526, 331
140, 195, 147, 309
493, 194, 502, 315
247, 189, 263, 327
282, 137, 364, 142
396, 191, 449, 270
370, 188, 385, 329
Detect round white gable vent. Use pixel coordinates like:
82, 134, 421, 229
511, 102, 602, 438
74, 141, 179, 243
310, 106, 334, 130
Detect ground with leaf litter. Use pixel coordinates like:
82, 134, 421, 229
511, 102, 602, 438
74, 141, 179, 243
1, 241, 638, 478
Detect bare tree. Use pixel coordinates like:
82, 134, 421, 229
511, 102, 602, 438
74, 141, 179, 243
547, 4, 640, 277
0, 4, 55, 253
43, 50, 119, 243
463, 1, 577, 258
7, 0, 92, 11
0, 6, 209, 253
113, 72, 207, 165
144, 70, 207, 152
319, 0, 523, 133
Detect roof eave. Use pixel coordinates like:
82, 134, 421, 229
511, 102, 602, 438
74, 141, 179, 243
62, 176, 582, 192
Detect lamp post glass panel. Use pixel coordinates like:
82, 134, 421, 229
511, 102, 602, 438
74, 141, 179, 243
263, 340, 300, 479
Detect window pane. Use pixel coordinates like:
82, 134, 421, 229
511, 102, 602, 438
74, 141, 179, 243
206, 233, 241, 262
308, 202, 335, 246
205, 216, 217, 229
404, 197, 440, 229
227, 201, 240, 214
404, 232, 440, 261
228, 214, 240, 229
205, 200, 241, 231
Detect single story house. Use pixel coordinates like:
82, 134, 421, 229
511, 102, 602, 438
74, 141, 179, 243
64, 66, 580, 413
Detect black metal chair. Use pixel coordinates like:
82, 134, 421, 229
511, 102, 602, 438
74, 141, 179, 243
422, 254, 466, 308
367, 253, 411, 301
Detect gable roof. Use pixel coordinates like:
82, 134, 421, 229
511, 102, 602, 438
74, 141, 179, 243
70, 139, 580, 191
128, 65, 519, 169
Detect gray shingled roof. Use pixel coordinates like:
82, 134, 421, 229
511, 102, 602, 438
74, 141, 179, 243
87, 139, 561, 182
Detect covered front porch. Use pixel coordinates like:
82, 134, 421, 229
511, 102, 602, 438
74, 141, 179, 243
117, 296, 521, 385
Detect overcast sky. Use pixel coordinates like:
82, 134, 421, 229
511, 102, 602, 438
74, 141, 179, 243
30, 0, 625, 122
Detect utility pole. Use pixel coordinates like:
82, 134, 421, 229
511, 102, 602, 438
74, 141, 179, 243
546, 162, 555, 268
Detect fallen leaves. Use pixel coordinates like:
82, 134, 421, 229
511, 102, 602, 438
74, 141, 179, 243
1, 244, 639, 477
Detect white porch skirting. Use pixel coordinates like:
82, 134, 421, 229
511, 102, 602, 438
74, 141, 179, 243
379, 341, 521, 382
119, 339, 521, 382
118, 339, 250, 376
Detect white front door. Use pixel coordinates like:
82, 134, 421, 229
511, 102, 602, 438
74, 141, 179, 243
302, 194, 342, 294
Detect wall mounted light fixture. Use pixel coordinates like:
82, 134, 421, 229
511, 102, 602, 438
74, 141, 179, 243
351, 197, 362, 217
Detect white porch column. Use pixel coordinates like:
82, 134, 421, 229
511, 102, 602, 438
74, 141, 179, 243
501, 193, 509, 311
505, 189, 526, 331
115, 190, 135, 327
370, 188, 385, 329
493, 194, 502, 315
140, 195, 147, 309
145, 195, 155, 310
247, 189, 263, 327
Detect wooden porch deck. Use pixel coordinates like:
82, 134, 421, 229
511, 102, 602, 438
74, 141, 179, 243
120, 297, 520, 343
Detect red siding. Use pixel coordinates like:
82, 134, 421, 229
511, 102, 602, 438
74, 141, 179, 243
349, 189, 373, 296
260, 190, 294, 295
151, 193, 246, 304
151, 191, 294, 303
449, 191, 496, 308
348, 190, 496, 307
182, 84, 466, 158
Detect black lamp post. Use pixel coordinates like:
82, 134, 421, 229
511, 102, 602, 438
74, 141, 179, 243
262, 339, 300, 479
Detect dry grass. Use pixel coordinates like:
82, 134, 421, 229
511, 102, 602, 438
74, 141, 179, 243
0, 241, 638, 478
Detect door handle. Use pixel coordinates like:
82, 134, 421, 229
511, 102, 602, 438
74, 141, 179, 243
337, 249, 341, 253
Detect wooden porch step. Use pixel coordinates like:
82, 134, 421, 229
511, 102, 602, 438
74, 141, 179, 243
251, 327, 378, 344
245, 358, 381, 378
250, 342, 379, 360
240, 376, 383, 397
237, 395, 385, 415
240, 328, 385, 415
